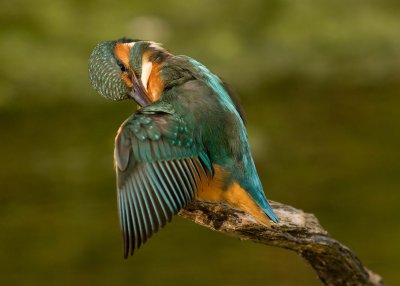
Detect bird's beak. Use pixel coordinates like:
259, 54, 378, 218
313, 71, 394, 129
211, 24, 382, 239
128, 71, 151, 107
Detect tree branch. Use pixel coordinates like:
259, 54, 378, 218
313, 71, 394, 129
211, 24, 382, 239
179, 200, 384, 286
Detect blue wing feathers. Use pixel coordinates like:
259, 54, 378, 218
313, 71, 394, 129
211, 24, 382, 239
144, 164, 170, 222
141, 141, 152, 162
151, 139, 161, 158
186, 158, 200, 194
176, 160, 195, 198
130, 136, 140, 162
137, 173, 156, 234
138, 171, 161, 231
127, 181, 141, 251
115, 105, 214, 257
158, 161, 185, 206
118, 191, 129, 256
129, 177, 146, 246
120, 190, 133, 254
167, 162, 187, 201
134, 176, 149, 240
149, 163, 176, 212
173, 161, 191, 200
199, 152, 214, 176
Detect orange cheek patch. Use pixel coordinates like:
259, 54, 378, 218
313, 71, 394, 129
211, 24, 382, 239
114, 43, 130, 67
114, 43, 164, 103
114, 43, 134, 89
147, 63, 164, 102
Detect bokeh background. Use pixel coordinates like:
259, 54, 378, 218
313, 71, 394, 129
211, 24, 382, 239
1, 0, 399, 285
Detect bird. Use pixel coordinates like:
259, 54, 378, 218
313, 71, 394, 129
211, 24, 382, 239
88, 38, 279, 258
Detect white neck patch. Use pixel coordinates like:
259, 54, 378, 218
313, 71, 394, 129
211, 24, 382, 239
141, 56, 153, 91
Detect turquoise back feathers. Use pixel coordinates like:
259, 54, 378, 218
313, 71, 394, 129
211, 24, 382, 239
185, 57, 279, 224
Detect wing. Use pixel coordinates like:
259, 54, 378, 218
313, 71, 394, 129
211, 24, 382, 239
114, 103, 213, 257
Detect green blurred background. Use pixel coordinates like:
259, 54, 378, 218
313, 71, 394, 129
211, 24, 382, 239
1, 0, 399, 285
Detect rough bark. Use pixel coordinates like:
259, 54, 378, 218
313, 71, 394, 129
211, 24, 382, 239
179, 200, 384, 286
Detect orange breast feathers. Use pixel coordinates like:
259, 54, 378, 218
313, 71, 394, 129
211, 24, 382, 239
196, 164, 271, 226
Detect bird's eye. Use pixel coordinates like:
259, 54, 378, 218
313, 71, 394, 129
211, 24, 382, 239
117, 61, 127, 72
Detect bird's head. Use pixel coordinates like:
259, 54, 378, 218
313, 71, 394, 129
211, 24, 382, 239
88, 38, 170, 107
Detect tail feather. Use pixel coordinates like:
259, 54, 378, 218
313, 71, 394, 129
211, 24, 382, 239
260, 199, 279, 223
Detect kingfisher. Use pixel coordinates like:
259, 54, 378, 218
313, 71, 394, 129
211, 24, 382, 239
88, 38, 279, 258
